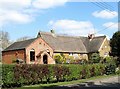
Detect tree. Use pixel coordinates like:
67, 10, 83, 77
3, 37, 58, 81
110, 31, 120, 65
110, 31, 120, 57
0, 31, 11, 61
0, 31, 10, 50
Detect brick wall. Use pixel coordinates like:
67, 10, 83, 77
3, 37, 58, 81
2, 49, 25, 64
26, 37, 54, 64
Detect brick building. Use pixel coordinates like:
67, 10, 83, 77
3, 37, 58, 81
2, 31, 110, 64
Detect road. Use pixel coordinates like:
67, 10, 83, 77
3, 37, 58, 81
57, 75, 120, 89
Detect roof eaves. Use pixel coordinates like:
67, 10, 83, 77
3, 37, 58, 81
54, 50, 88, 53
2, 48, 25, 52
3, 38, 36, 52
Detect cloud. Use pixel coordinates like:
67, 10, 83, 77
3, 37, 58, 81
0, 0, 68, 27
32, 0, 68, 9
0, 10, 32, 26
92, 10, 118, 19
0, 0, 32, 26
48, 19, 96, 36
0, 0, 31, 10
103, 22, 118, 29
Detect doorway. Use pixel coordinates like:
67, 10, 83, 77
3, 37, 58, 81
43, 55, 48, 64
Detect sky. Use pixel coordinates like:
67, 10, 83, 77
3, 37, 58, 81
0, 0, 119, 41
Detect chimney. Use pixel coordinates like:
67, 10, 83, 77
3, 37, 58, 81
37, 31, 41, 38
50, 29, 56, 37
50, 29, 55, 34
88, 34, 95, 41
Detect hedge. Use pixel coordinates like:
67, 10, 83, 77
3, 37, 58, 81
2, 63, 116, 88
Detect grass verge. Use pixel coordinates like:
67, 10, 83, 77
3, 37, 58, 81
3, 74, 118, 89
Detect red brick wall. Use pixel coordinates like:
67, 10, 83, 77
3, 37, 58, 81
26, 37, 54, 64
2, 49, 25, 64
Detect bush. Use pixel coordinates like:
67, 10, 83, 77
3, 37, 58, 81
79, 65, 91, 79
54, 54, 64, 64
113, 57, 120, 67
2, 63, 115, 88
90, 53, 100, 63
14, 64, 50, 85
103, 56, 116, 64
93, 64, 105, 76
68, 64, 82, 80
105, 63, 116, 75
2, 65, 16, 88
80, 60, 88, 65
53, 65, 70, 82
115, 67, 120, 75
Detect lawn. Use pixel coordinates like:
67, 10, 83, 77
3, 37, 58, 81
9, 74, 117, 89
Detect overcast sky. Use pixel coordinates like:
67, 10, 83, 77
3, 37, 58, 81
0, 0, 118, 41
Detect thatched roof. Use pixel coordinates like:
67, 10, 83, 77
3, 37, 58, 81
3, 31, 106, 53
39, 32, 87, 53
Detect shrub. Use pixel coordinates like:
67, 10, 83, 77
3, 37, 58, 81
54, 54, 64, 64
2, 65, 16, 88
68, 56, 75, 64
79, 65, 91, 79
80, 60, 88, 65
68, 64, 82, 80
90, 66, 95, 77
14, 64, 50, 85
103, 56, 116, 64
53, 65, 70, 82
113, 57, 120, 67
90, 53, 100, 63
2, 63, 116, 88
115, 67, 120, 75
105, 63, 116, 75
93, 64, 105, 76
85, 65, 91, 78
80, 68, 87, 79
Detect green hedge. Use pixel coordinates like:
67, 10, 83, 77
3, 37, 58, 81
2, 63, 115, 88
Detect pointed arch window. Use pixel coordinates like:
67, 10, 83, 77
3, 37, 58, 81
30, 49, 35, 61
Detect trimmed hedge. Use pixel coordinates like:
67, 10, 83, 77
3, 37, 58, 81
2, 63, 115, 88
2, 65, 15, 87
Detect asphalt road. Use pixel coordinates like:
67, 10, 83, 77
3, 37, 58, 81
55, 75, 120, 89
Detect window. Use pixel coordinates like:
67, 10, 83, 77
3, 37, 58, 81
104, 52, 108, 57
69, 53, 73, 56
30, 49, 35, 61
80, 54, 83, 56
105, 46, 107, 48
46, 49, 50, 54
